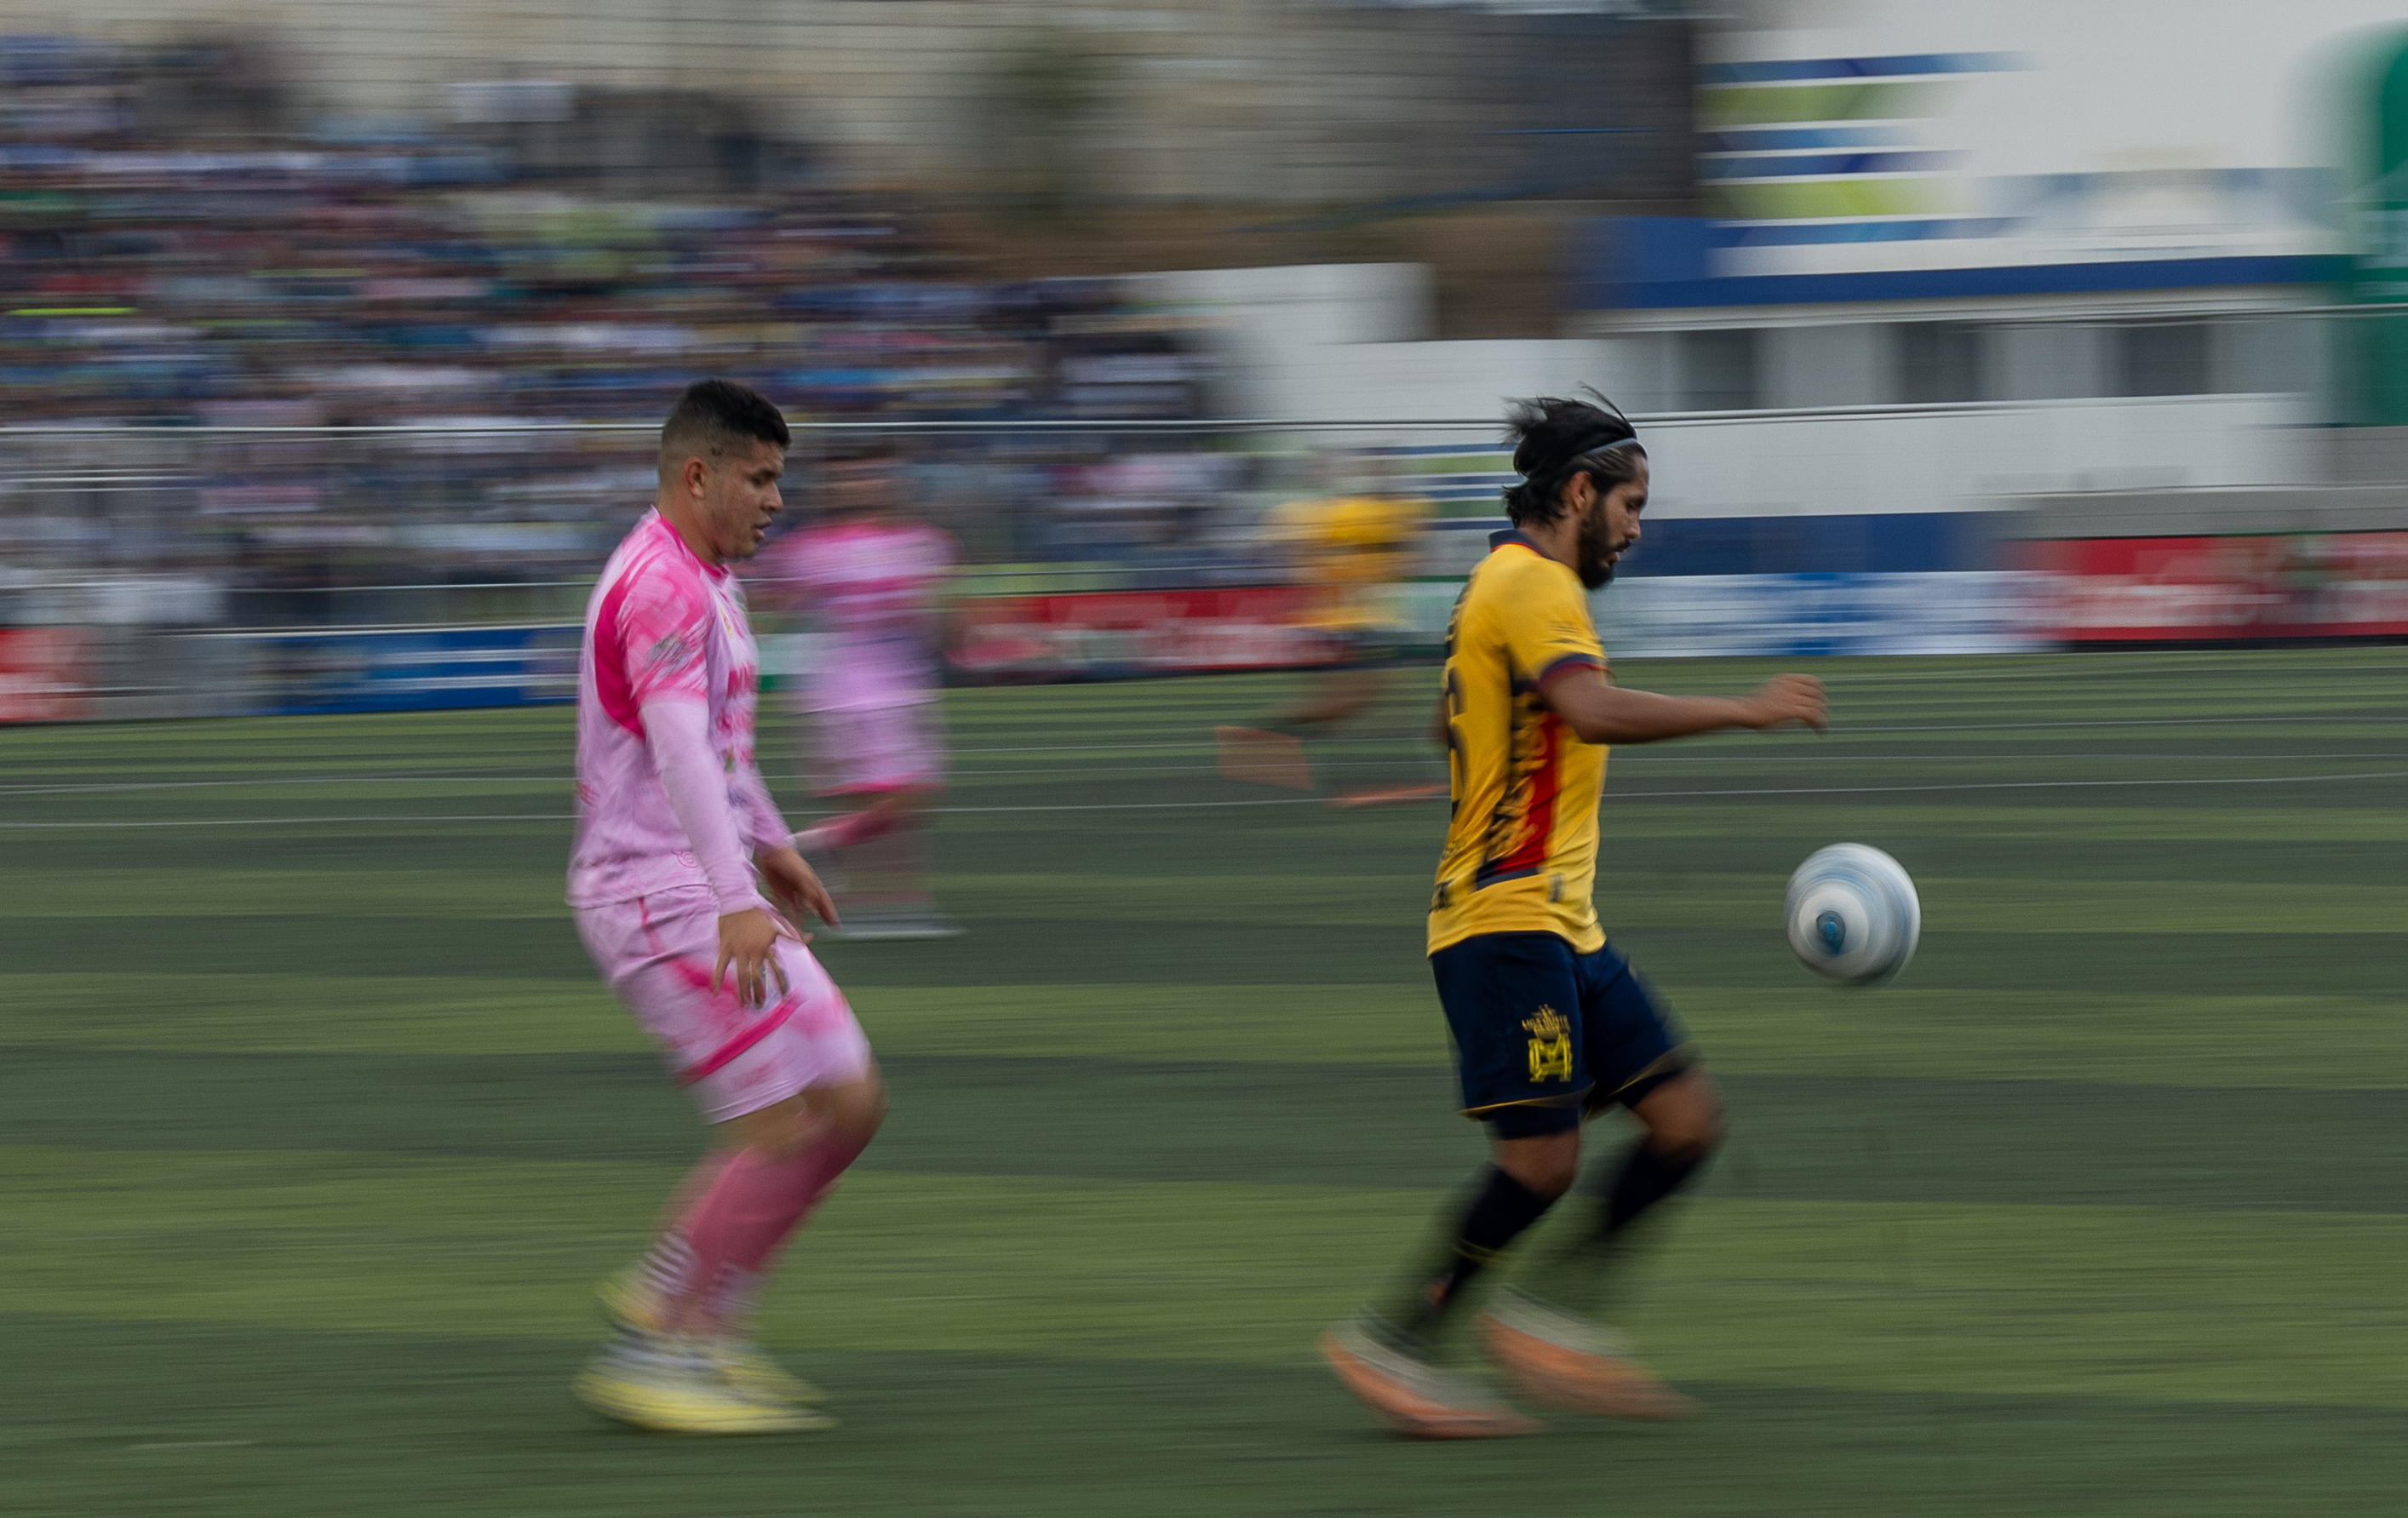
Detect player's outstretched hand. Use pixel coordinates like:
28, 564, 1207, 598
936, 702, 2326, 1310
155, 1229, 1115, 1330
714, 907, 797, 1009
1742, 673, 1827, 732
757, 844, 841, 931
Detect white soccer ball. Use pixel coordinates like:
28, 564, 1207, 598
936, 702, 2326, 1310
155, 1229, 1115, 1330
1785, 844, 1920, 987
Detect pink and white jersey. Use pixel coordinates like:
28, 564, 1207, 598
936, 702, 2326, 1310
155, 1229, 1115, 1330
754, 519, 954, 712
568, 509, 789, 910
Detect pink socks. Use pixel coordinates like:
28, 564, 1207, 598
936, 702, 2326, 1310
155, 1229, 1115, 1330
660, 1126, 872, 1334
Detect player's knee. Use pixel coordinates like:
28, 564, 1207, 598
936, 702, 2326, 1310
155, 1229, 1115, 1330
1524, 1154, 1580, 1200
1493, 1131, 1580, 1200
721, 1093, 816, 1160
815, 1072, 886, 1150
848, 1079, 888, 1144
1668, 1110, 1727, 1166
1642, 1071, 1727, 1162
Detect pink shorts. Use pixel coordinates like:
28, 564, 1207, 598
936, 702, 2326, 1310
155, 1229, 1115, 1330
814, 702, 944, 795
575, 887, 874, 1124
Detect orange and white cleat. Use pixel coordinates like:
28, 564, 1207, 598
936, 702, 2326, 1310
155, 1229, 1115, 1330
1215, 725, 1316, 791
1318, 1320, 1545, 1440
1477, 1291, 1700, 1422
1326, 782, 1448, 810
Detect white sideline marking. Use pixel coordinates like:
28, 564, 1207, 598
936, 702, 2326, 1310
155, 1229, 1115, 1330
945, 714, 2408, 748
1599, 770, 2408, 801
0, 813, 581, 829
0, 772, 548, 795
6, 745, 2408, 799
1839, 714, 2408, 733
937, 770, 2408, 809
7, 766, 2405, 830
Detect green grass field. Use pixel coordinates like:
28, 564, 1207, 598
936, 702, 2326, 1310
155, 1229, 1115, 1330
3, 648, 2404, 1517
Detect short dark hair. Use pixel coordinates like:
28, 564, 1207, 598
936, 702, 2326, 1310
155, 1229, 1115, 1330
660, 379, 790, 474
1500, 392, 1643, 527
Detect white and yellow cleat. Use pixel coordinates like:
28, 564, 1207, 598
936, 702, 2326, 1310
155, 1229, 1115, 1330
597, 1267, 828, 1408
596, 1263, 670, 1338
574, 1335, 834, 1435
697, 1338, 828, 1408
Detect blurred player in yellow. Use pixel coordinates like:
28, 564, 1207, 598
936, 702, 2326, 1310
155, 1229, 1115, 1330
1217, 450, 1439, 803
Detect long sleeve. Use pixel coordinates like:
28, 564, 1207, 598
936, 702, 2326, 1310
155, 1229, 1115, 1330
641, 696, 761, 914
731, 759, 792, 855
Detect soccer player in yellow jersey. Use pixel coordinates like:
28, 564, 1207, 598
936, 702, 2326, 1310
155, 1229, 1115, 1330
1321, 395, 1826, 1439
1216, 458, 1435, 799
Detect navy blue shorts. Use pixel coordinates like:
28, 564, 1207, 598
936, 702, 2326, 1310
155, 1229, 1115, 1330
1430, 932, 1693, 1139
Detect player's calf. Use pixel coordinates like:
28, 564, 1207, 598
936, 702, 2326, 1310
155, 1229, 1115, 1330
1591, 1069, 1723, 1261
651, 1074, 886, 1335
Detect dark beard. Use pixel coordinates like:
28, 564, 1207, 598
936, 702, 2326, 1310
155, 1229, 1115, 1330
1575, 513, 1619, 591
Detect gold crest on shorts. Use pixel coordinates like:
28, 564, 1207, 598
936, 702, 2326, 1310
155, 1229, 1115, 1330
1522, 1005, 1574, 1083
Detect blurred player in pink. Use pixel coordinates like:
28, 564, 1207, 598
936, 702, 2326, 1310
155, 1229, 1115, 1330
567, 380, 884, 1435
755, 439, 960, 938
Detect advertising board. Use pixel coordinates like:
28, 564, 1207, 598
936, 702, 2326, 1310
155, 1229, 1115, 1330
0, 627, 90, 722
2029, 534, 2408, 641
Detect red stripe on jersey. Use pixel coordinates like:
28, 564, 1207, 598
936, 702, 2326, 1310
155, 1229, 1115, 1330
591, 572, 644, 736
591, 531, 689, 738
1489, 708, 1562, 878
677, 990, 803, 1085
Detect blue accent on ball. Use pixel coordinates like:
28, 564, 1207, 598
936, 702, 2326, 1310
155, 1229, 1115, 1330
1815, 910, 1847, 955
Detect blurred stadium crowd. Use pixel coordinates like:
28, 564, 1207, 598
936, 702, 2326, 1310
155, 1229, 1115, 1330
0, 30, 1264, 629
0, 33, 1219, 427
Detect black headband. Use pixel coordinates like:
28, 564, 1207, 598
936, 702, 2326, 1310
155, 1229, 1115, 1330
1545, 435, 1642, 481
1515, 423, 1641, 480
1568, 419, 1635, 455
1571, 435, 1643, 465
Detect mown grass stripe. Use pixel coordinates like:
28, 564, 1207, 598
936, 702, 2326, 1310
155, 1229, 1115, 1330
0, 650, 2400, 1515
3, 1146, 2402, 1409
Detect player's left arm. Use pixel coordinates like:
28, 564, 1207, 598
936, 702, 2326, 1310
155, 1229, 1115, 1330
1506, 564, 1827, 744
1542, 666, 1826, 745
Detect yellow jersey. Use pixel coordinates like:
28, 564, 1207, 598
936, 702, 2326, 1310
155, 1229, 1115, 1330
1427, 530, 1608, 955
1269, 493, 1427, 632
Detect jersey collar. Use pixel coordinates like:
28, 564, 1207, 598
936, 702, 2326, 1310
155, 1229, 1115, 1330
1488, 529, 1540, 554
642, 507, 731, 579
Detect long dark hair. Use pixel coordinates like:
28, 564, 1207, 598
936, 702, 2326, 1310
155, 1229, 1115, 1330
1499, 392, 1643, 527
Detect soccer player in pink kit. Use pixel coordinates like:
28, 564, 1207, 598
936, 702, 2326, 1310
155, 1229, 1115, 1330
758, 441, 960, 937
568, 380, 884, 1435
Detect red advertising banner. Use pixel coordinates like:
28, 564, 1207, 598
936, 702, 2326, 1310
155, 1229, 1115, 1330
2029, 534, 2408, 642
953, 587, 1344, 679
0, 627, 92, 721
